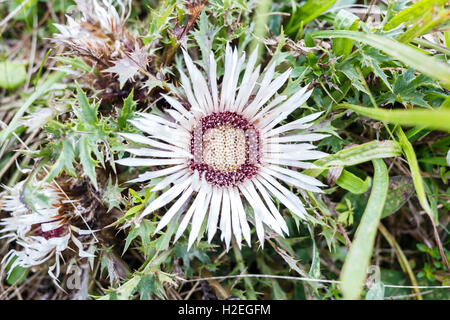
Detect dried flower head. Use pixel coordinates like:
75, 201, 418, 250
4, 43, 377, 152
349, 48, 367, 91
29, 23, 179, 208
0, 178, 96, 285
52, 0, 152, 103
117, 45, 329, 250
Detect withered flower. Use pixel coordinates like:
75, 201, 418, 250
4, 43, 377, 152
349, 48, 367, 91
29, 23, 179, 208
0, 177, 98, 286
53, 0, 153, 103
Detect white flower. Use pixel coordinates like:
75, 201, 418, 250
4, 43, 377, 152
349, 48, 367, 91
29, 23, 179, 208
117, 45, 328, 250
0, 180, 94, 285
53, 0, 129, 54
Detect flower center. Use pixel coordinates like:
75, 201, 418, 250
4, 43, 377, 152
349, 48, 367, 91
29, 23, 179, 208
190, 111, 260, 187
202, 125, 247, 172
31, 219, 67, 240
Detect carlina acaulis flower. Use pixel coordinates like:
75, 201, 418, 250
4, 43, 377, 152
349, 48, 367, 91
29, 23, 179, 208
117, 44, 329, 250
0, 177, 96, 286
52, 0, 153, 103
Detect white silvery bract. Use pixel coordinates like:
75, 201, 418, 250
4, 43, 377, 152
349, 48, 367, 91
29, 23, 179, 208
0, 180, 94, 285
53, 0, 129, 52
117, 45, 329, 250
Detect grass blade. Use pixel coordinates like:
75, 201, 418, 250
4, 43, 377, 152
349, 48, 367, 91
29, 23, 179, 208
340, 159, 389, 300
311, 30, 450, 85
339, 103, 450, 132
396, 127, 435, 221
383, 0, 447, 31
396, 127, 449, 271
0, 71, 66, 143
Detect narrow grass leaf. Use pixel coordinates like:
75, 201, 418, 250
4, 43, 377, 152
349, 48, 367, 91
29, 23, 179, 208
0, 71, 66, 143
340, 159, 389, 300
384, 0, 447, 31
312, 30, 450, 85
396, 127, 436, 222
339, 103, 450, 132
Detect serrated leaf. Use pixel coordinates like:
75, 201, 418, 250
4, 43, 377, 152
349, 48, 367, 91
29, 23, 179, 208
75, 84, 98, 126
79, 135, 98, 189
104, 176, 124, 212
118, 90, 137, 129
46, 138, 77, 181
123, 220, 155, 255
103, 47, 149, 89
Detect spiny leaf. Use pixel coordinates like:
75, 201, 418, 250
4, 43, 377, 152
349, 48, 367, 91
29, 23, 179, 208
45, 138, 77, 181
75, 83, 98, 126
79, 135, 98, 189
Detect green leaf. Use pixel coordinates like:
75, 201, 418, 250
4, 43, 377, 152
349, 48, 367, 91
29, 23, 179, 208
340, 159, 389, 300
118, 90, 137, 129
75, 83, 98, 126
104, 176, 124, 212
365, 281, 385, 300
0, 71, 65, 143
137, 274, 157, 300
336, 170, 371, 194
45, 138, 77, 181
333, 10, 359, 57
8, 0, 38, 23
53, 56, 93, 73
123, 220, 155, 255
381, 176, 415, 218
79, 135, 98, 189
287, 0, 337, 34
6, 256, 29, 286
384, 0, 447, 31
305, 140, 402, 178
396, 127, 437, 222
0, 61, 27, 89
339, 103, 450, 132
312, 30, 450, 85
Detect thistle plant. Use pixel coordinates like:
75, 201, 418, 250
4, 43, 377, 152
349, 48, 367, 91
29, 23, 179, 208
0, 0, 449, 301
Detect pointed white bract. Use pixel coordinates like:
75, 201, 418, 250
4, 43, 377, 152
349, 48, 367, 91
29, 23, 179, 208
117, 45, 328, 250
0, 180, 94, 285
